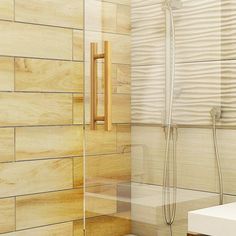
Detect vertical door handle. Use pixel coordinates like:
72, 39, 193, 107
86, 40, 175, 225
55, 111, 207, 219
90, 41, 112, 131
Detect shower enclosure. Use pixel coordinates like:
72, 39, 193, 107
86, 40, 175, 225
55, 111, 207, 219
84, 0, 236, 235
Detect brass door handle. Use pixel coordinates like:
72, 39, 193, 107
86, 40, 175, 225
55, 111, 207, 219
90, 41, 112, 131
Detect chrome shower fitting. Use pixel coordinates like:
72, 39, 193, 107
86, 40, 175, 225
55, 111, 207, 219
162, 0, 183, 10
210, 106, 222, 121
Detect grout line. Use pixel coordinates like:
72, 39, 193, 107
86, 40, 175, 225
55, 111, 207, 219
72, 30, 74, 61
0, 187, 84, 201
0, 54, 82, 63
0, 220, 81, 235
0, 90, 83, 94
14, 197, 16, 231
13, 57, 16, 91
13, 127, 16, 162
0, 18, 130, 36
72, 157, 75, 189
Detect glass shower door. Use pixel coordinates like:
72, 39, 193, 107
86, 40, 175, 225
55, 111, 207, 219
84, 0, 132, 235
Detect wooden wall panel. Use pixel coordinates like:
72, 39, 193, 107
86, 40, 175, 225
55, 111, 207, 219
117, 4, 130, 34
117, 124, 131, 153
0, 198, 15, 234
16, 189, 83, 230
0, 92, 72, 126
112, 94, 131, 123
0, 0, 14, 21
15, 59, 83, 93
0, 128, 14, 163
0, 21, 72, 60
73, 30, 84, 61
73, 95, 83, 124
15, 0, 83, 29
85, 153, 131, 186
1, 222, 73, 236
85, 31, 130, 64
84, 94, 131, 124
0, 0, 86, 235
0, 159, 73, 197
74, 157, 83, 188
15, 126, 83, 161
0, 57, 14, 91
75, 215, 131, 236
73, 220, 84, 236
86, 125, 117, 155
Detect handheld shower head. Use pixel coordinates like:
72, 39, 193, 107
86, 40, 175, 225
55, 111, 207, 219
210, 106, 222, 121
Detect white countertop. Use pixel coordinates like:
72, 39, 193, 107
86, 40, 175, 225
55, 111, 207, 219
188, 202, 236, 236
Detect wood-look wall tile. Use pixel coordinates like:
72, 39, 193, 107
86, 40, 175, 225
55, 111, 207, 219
15, 59, 83, 93
86, 125, 117, 155
73, 30, 84, 61
15, 0, 83, 29
84, 62, 128, 95
117, 4, 130, 34
1, 222, 73, 236
103, 33, 131, 65
116, 64, 130, 93
92, 94, 130, 124
86, 185, 117, 218
0, 159, 73, 197
74, 157, 83, 188
86, 153, 131, 186
16, 189, 83, 230
0, 198, 15, 234
16, 126, 83, 161
112, 94, 131, 123
73, 95, 84, 124
76, 215, 131, 236
73, 220, 84, 236
0, 21, 72, 60
117, 124, 131, 153
84, 0, 102, 32
0, 0, 14, 21
0, 57, 14, 91
0, 128, 14, 163
0, 93, 72, 126
85, 31, 130, 64
102, 2, 117, 33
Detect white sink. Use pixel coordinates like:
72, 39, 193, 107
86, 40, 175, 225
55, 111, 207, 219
188, 202, 236, 236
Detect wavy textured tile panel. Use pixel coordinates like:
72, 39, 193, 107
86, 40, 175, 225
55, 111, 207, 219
173, 61, 236, 125
132, 0, 236, 125
132, 60, 236, 125
174, 0, 222, 63
131, 3, 165, 66
131, 65, 165, 124
173, 61, 222, 125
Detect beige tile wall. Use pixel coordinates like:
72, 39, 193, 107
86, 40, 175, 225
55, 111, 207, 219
0, 0, 84, 235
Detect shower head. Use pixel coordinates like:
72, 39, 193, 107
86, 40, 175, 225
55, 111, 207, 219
163, 0, 183, 10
